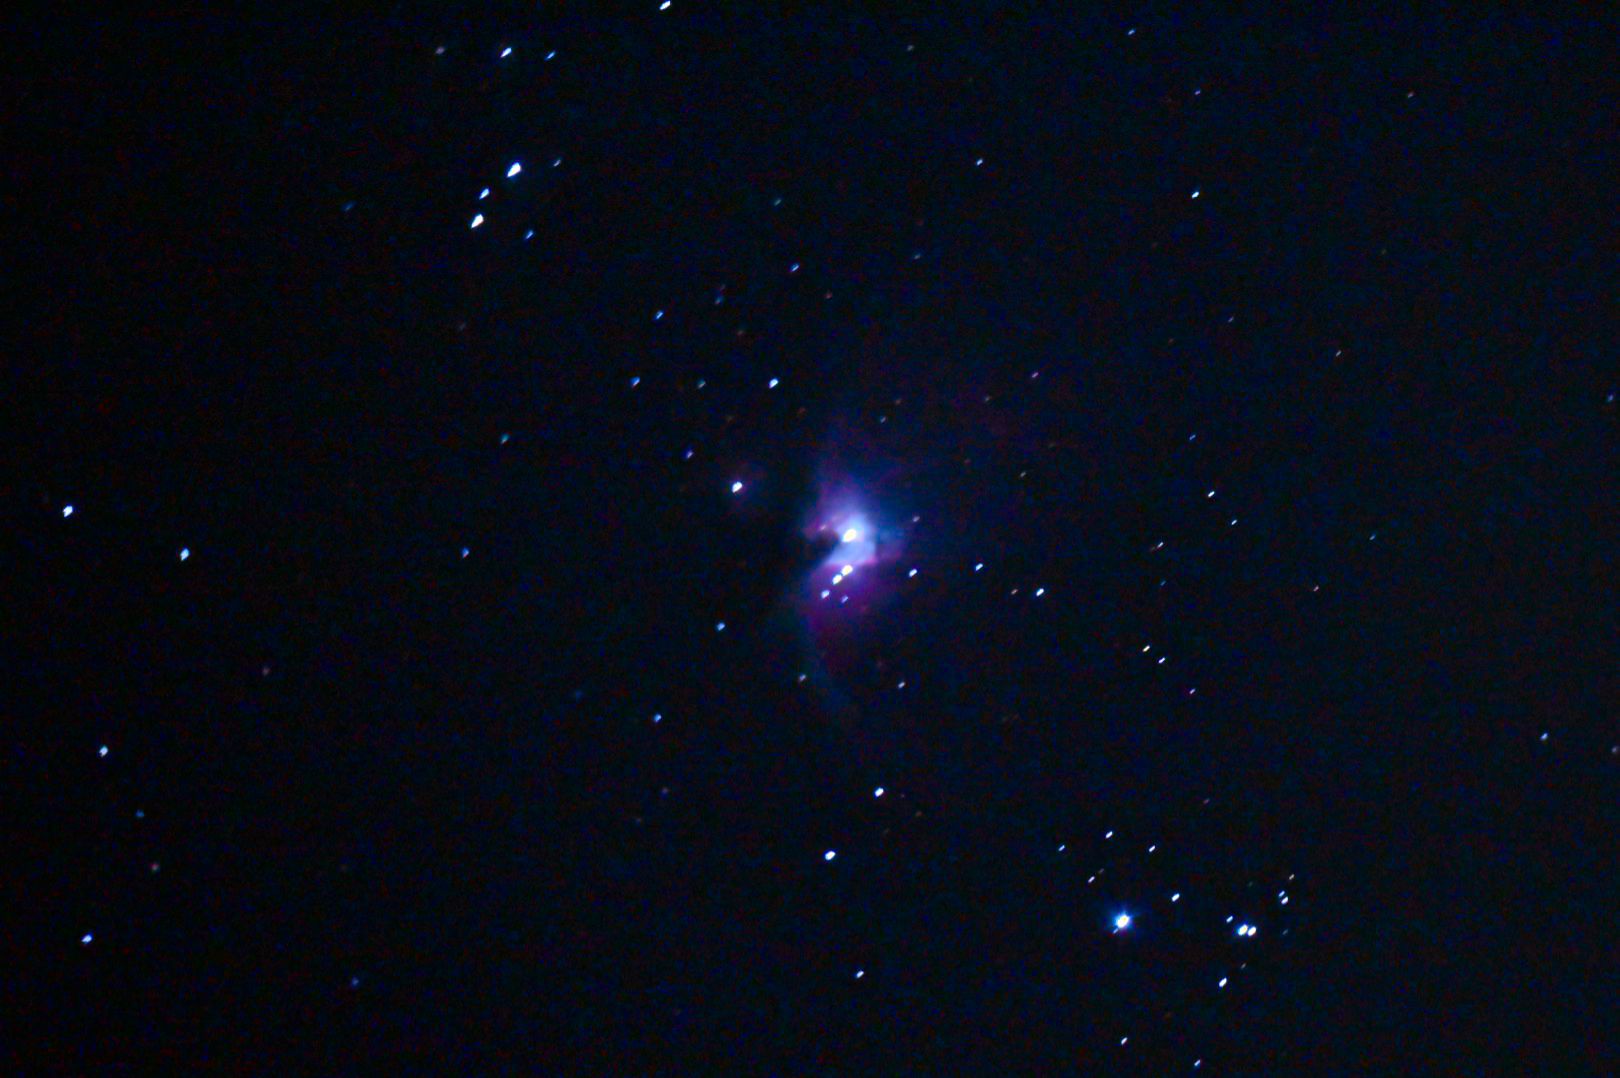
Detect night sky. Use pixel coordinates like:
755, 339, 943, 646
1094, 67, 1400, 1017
18, 9, 1620, 1073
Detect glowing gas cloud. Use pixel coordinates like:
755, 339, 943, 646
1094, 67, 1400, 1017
799, 477, 909, 618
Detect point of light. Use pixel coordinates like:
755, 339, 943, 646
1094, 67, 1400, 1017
499, 46, 512, 58
841, 527, 860, 543
824, 850, 836, 861
840, 564, 854, 576
1114, 913, 1132, 931
81, 933, 93, 945
470, 214, 484, 228
62, 505, 73, 517
874, 787, 884, 797
731, 481, 744, 493
178, 548, 190, 561
507, 162, 522, 178
98, 745, 108, 757
479, 188, 490, 200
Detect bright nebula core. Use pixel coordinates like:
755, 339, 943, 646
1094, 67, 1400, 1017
798, 478, 910, 631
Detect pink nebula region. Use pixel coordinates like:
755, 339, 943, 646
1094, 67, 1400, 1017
800, 484, 908, 623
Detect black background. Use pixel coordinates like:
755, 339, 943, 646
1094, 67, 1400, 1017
15, 8, 1619, 1073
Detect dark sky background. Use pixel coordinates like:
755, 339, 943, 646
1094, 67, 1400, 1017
16, 8, 1619, 1073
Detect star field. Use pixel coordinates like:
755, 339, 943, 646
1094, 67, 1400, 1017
16, 9, 1620, 1074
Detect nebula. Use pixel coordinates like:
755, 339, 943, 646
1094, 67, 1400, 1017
795, 470, 913, 643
